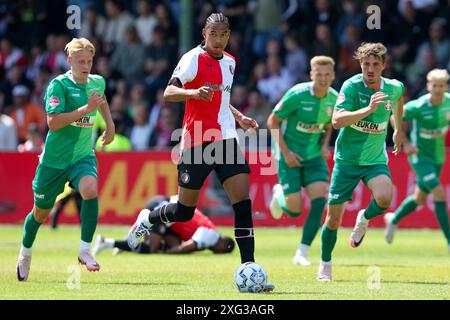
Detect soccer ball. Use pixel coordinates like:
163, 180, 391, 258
234, 262, 267, 293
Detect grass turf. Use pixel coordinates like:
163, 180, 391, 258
1, 225, 449, 300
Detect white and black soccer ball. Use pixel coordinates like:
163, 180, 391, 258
234, 262, 267, 293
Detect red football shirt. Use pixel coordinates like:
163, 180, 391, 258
171, 46, 238, 149
169, 209, 217, 241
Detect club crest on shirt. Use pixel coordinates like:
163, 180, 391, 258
385, 100, 392, 111
49, 96, 60, 108
229, 65, 234, 75
181, 172, 190, 184
336, 93, 345, 105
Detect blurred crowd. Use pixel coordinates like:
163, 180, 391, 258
0, 0, 449, 152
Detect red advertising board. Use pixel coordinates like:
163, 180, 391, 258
0, 151, 448, 228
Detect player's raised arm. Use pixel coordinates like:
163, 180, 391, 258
47, 94, 104, 131
163, 78, 214, 103
332, 91, 387, 129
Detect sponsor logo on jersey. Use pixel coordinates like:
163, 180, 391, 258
350, 120, 387, 134
71, 115, 95, 127
204, 82, 232, 93
419, 127, 448, 139
336, 93, 345, 105
423, 173, 436, 181
34, 192, 45, 199
329, 193, 340, 200
48, 96, 60, 108
296, 121, 324, 133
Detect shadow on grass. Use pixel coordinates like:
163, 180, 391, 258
334, 279, 449, 286
339, 264, 415, 268
33, 279, 182, 286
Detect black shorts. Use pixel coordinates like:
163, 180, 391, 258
177, 138, 251, 189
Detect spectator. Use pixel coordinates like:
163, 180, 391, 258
148, 106, 178, 149
130, 103, 152, 150
257, 55, 294, 104
110, 25, 146, 80
312, 23, 338, 61
129, 83, 149, 110
284, 32, 309, 83
109, 93, 134, 138
310, 0, 338, 29
8, 85, 46, 143
143, 26, 176, 97
25, 44, 46, 82
231, 85, 248, 112
103, 0, 134, 53
337, 25, 362, 82
242, 90, 272, 130
240, 90, 272, 150
147, 88, 179, 141
94, 55, 121, 100
226, 30, 252, 84
415, 18, 450, 68
391, 0, 428, 65
95, 115, 132, 152
0, 38, 27, 73
335, 0, 364, 45
17, 123, 44, 153
249, 0, 284, 59
78, 6, 107, 40
0, 110, 18, 150
42, 34, 69, 73
135, 0, 158, 46
154, 3, 178, 45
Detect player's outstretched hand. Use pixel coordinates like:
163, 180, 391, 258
368, 92, 388, 113
392, 130, 403, 155
238, 116, 259, 131
101, 126, 115, 146
283, 150, 302, 167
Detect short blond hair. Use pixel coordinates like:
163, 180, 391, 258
310, 56, 335, 69
65, 38, 95, 57
353, 42, 387, 63
427, 69, 449, 82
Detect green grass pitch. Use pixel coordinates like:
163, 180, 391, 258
1, 225, 449, 300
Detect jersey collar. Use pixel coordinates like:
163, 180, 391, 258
198, 45, 224, 60
310, 82, 330, 98
362, 75, 385, 91
66, 70, 87, 86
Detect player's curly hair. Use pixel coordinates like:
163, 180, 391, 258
353, 42, 387, 63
